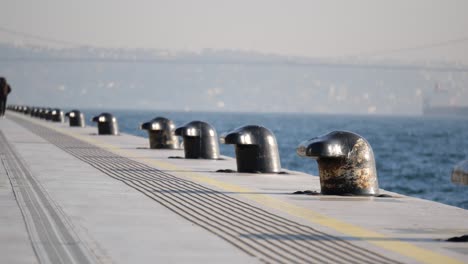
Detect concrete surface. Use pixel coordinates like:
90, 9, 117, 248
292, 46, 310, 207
1, 111, 467, 264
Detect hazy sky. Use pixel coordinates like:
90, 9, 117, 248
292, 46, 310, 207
1, 0, 468, 62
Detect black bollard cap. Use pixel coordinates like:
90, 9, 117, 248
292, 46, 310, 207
175, 121, 217, 138
92, 113, 115, 123
297, 131, 379, 195
65, 109, 80, 118
175, 121, 220, 159
297, 131, 363, 158
140, 117, 179, 149
221, 125, 281, 173
140, 117, 175, 131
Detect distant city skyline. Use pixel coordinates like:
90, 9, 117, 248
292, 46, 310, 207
2, 44, 467, 115
1, 0, 468, 63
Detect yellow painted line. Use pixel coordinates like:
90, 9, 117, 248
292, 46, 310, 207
17, 114, 464, 264
140, 160, 463, 264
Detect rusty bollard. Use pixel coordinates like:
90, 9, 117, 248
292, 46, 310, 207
297, 131, 379, 195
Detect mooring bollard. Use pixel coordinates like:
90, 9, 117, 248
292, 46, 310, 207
23, 106, 31, 115
220, 125, 281, 173
175, 121, 219, 159
297, 131, 379, 195
51, 108, 64, 122
36, 107, 45, 119
91, 113, 119, 135
35, 108, 42, 118
43, 108, 52, 120
140, 117, 179, 149
30, 107, 38, 117
65, 110, 85, 127
37, 108, 45, 119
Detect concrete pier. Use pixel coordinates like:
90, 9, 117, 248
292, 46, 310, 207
1, 111, 467, 264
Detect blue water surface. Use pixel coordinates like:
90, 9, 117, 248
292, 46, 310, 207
81, 109, 468, 209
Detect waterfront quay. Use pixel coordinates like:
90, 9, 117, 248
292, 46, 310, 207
1, 111, 467, 263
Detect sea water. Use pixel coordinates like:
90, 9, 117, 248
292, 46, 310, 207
81, 109, 468, 209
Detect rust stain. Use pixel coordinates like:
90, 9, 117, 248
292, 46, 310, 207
318, 138, 378, 195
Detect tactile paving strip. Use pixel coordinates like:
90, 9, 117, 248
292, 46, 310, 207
0, 131, 95, 264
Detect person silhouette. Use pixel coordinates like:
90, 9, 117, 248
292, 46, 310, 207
0, 77, 12, 117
